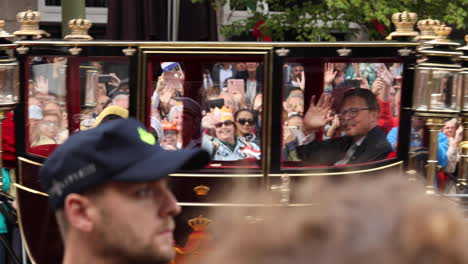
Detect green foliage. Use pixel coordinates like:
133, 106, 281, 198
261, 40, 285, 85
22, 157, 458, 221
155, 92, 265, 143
193, 0, 468, 41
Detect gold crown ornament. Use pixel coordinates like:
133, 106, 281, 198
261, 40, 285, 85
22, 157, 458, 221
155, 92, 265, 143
0, 20, 13, 38
64, 18, 93, 41
424, 24, 461, 47
13, 10, 49, 38
416, 19, 440, 41
385, 11, 419, 40
188, 215, 211, 232
432, 24, 452, 42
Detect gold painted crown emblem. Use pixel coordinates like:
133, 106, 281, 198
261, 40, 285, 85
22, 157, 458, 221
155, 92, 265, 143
188, 215, 211, 231
193, 185, 210, 196
433, 24, 452, 42
212, 106, 233, 122
64, 18, 93, 41
0, 20, 13, 38
13, 10, 48, 38
386, 11, 418, 40
416, 19, 440, 41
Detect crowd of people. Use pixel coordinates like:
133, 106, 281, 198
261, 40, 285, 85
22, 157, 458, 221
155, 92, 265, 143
150, 62, 263, 162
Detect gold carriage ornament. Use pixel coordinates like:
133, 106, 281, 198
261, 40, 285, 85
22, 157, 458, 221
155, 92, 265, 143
64, 18, 93, 41
13, 10, 49, 39
385, 11, 419, 40
415, 18, 440, 41
193, 185, 210, 196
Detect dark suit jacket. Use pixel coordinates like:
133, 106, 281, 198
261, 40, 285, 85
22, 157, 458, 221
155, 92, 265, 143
296, 126, 392, 166
211, 64, 237, 89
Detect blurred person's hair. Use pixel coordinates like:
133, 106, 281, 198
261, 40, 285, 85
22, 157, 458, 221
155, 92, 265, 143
341, 88, 380, 113
168, 105, 183, 122
286, 91, 304, 101
195, 174, 468, 264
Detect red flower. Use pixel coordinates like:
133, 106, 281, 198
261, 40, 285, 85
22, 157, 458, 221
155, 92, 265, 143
252, 20, 272, 41
371, 18, 386, 35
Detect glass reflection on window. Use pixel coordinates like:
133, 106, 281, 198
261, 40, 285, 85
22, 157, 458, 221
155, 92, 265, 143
78, 61, 129, 131
282, 62, 403, 167
150, 60, 262, 164
27, 56, 68, 150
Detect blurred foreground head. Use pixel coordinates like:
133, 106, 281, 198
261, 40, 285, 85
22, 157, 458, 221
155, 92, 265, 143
199, 175, 468, 264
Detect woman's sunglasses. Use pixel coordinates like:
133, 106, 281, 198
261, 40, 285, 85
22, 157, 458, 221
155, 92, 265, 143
236, 118, 255, 126
214, 120, 234, 128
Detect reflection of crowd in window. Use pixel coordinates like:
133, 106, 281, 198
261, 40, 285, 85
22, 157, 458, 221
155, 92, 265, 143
151, 62, 262, 162
28, 57, 69, 148
28, 58, 129, 149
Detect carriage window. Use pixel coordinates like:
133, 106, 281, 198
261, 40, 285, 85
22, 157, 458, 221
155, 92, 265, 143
77, 60, 130, 131
26, 57, 130, 157
148, 59, 263, 168
27, 56, 68, 156
281, 61, 403, 168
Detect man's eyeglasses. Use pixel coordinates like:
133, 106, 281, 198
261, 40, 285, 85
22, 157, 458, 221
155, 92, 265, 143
338, 108, 372, 118
236, 118, 255, 126
42, 120, 59, 127
214, 120, 234, 129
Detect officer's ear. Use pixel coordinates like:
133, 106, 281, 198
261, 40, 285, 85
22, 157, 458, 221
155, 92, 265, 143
64, 194, 95, 233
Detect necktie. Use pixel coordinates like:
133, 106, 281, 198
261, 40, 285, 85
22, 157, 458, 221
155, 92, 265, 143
334, 143, 358, 165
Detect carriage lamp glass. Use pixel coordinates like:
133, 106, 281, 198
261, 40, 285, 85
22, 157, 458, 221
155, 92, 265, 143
0, 62, 19, 106
459, 37, 468, 111
413, 66, 462, 111
413, 24, 463, 113
84, 69, 98, 107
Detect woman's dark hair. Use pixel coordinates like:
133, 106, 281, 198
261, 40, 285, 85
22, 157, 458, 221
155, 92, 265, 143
234, 108, 256, 122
